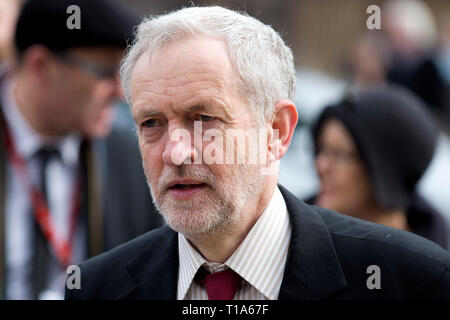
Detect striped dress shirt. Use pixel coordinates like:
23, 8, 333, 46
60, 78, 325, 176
177, 187, 292, 300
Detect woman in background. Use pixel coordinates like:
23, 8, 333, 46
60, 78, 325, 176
312, 85, 449, 249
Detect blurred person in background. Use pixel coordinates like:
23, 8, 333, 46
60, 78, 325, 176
0, 0, 162, 300
311, 85, 449, 250
0, 0, 116, 139
339, 2, 450, 242
383, 0, 450, 129
348, 31, 391, 90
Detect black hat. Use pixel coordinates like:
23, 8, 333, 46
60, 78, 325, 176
312, 85, 439, 210
14, 0, 140, 57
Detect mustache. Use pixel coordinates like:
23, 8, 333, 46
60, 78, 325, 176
157, 165, 216, 191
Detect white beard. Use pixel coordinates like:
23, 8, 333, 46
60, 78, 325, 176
147, 163, 265, 237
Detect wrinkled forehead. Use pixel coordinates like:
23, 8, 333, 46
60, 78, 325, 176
129, 36, 243, 104
128, 36, 259, 124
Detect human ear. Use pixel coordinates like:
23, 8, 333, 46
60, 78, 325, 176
268, 100, 298, 161
20, 45, 55, 82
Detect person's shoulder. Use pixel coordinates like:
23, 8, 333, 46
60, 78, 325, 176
313, 204, 449, 264
283, 187, 447, 263
65, 225, 175, 300
88, 224, 172, 266
311, 205, 450, 298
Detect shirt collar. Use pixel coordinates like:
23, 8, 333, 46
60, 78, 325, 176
1, 76, 81, 167
177, 186, 291, 300
177, 235, 206, 299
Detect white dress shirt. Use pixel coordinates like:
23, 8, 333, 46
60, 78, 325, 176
178, 186, 292, 300
1, 76, 87, 300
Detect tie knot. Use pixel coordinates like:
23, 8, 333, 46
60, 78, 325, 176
195, 267, 242, 300
35, 146, 60, 164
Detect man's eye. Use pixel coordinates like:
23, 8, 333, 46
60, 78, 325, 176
199, 115, 215, 122
142, 119, 158, 128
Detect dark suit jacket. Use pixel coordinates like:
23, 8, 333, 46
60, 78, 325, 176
305, 193, 450, 250
65, 186, 450, 300
0, 73, 163, 298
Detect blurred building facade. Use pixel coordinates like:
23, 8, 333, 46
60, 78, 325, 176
120, 0, 450, 74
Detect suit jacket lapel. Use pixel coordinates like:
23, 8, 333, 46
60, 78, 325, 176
278, 185, 347, 299
118, 226, 179, 299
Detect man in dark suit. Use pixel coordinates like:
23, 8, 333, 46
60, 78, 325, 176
0, 0, 162, 299
66, 6, 450, 300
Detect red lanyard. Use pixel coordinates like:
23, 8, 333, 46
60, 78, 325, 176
1, 117, 81, 268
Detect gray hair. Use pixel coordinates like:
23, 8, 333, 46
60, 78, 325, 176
120, 6, 295, 124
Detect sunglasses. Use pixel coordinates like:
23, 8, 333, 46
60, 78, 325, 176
53, 51, 119, 80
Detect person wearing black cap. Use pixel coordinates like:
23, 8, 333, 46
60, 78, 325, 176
312, 85, 449, 249
0, 0, 163, 300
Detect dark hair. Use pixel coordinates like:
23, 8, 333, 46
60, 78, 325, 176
312, 85, 438, 210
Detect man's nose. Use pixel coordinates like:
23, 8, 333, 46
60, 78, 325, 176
162, 126, 201, 166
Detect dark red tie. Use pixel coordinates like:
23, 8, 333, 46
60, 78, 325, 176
195, 267, 242, 300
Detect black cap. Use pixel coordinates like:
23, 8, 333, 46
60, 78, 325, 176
14, 0, 140, 57
312, 85, 439, 210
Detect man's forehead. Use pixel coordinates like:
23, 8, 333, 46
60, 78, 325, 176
132, 96, 235, 121
131, 37, 235, 84
129, 37, 245, 112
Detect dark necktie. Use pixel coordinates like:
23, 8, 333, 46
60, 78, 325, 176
195, 267, 242, 300
33, 146, 60, 299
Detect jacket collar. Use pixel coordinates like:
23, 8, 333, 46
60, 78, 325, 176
119, 185, 347, 299
119, 225, 179, 299
278, 185, 347, 299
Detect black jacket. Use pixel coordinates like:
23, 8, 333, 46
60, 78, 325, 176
65, 186, 450, 300
407, 194, 449, 250
305, 194, 450, 251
